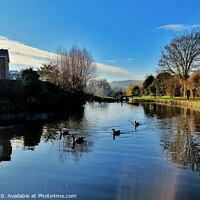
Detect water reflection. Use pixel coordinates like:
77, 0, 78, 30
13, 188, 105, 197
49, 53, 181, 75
0, 125, 43, 161
42, 107, 94, 162
0, 136, 12, 161
0, 102, 200, 199
0, 108, 86, 162
58, 136, 93, 162
42, 121, 94, 163
143, 103, 200, 173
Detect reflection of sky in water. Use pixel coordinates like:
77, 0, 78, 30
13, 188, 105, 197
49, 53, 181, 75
0, 103, 200, 199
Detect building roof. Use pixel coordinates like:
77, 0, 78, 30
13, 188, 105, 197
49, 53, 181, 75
0, 49, 10, 62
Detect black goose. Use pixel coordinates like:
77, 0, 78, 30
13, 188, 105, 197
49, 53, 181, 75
59, 129, 70, 139
60, 129, 70, 136
71, 135, 84, 144
112, 129, 121, 136
134, 121, 139, 126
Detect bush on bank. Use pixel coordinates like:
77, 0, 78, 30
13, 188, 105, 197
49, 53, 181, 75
0, 79, 85, 113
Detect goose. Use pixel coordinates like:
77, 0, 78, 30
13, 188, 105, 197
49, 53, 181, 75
59, 129, 70, 139
134, 121, 139, 126
112, 129, 121, 136
71, 135, 84, 144
60, 129, 70, 136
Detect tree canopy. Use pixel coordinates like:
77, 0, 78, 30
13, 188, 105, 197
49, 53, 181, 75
39, 46, 97, 93
87, 79, 112, 97
158, 29, 200, 95
143, 75, 155, 95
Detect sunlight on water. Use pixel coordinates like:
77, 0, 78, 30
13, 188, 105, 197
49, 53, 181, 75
0, 102, 200, 199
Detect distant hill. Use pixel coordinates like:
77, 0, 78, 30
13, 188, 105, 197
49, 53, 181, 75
109, 80, 143, 90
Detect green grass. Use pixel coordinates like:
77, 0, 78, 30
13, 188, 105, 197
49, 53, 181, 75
130, 96, 200, 102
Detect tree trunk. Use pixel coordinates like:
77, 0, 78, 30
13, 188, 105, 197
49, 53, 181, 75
183, 79, 188, 97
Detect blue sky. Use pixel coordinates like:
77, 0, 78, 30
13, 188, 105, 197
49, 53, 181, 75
0, 0, 200, 81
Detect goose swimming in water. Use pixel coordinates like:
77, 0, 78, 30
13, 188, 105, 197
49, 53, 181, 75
71, 135, 85, 144
134, 121, 139, 126
59, 129, 70, 139
60, 129, 70, 135
112, 129, 121, 136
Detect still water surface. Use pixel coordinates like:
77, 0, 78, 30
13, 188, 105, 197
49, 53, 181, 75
0, 102, 200, 200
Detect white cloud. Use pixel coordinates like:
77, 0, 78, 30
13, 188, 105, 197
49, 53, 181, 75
106, 59, 117, 63
0, 36, 56, 63
95, 63, 144, 81
157, 24, 200, 31
127, 58, 133, 61
0, 36, 139, 81
95, 63, 131, 75
157, 24, 186, 31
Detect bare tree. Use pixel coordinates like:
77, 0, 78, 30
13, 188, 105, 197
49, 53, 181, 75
56, 46, 97, 93
87, 79, 112, 97
40, 46, 96, 93
158, 29, 200, 96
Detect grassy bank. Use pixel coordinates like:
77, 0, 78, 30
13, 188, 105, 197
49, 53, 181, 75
129, 96, 200, 110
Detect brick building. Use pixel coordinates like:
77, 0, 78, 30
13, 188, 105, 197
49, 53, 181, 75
0, 49, 9, 79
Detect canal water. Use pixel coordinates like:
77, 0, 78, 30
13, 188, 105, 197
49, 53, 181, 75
0, 102, 200, 200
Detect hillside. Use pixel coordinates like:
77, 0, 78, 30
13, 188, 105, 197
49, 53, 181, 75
109, 80, 143, 90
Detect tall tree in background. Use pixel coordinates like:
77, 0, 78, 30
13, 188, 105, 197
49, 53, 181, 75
143, 75, 155, 95
56, 46, 96, 93
154, 72, 179, 97
21, 68, 41, 97
188, 70, 200, 96
125, 83, 134, 96
158, 29, 200, 96
40, 46, 96, 93
87, 79, 112, 97
132, 85, 140, 96
38, 62, 59, 85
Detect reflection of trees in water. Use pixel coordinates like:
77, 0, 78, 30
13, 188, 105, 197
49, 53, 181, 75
57, 137, 94, 163
42, 111, 94, 163
87, 101, 109, 109
0, 138, 12, 161
0, 108, 86, 162
0, 124, 43, 162
143, 102, 182, 118
43, 132, 94, 163
22, 124, 43, 149
160, 117, 200, 172
143, 103, 200, 173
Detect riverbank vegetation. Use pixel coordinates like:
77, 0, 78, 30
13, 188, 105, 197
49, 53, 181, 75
39, 46, 96, 94
126, 29, 200, 101
86, 78, 125, 101
0, 46, 96, 113
1, 30, 200, 112
126, 69, 200, 99
0, 69, 85, 113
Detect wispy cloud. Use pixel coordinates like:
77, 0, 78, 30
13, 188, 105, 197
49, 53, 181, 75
157, 24, 200, 32
0, 36, 138, 81
0, 36, 55, 68
106, 59, 117, 63
127, 58, 133, 61
95, 63, 130, 75
95, 63, 140, 81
